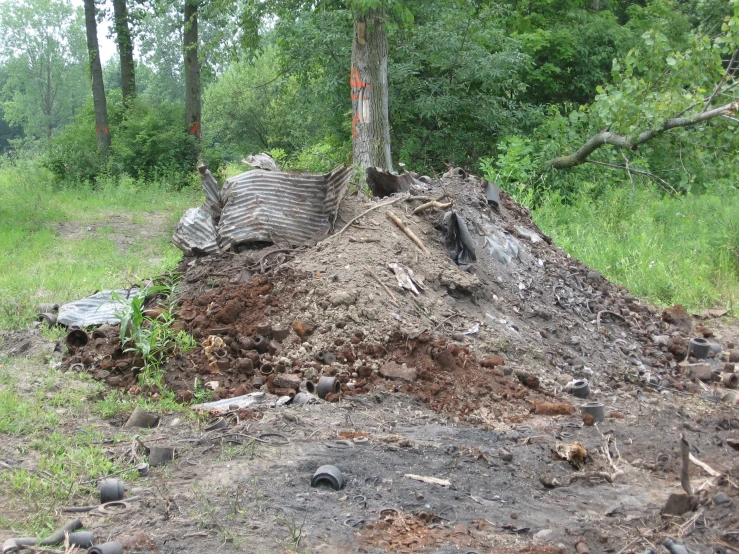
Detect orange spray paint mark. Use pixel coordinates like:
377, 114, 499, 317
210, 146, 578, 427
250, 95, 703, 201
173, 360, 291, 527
189, 120, 202, 138
350, 68, 370, 137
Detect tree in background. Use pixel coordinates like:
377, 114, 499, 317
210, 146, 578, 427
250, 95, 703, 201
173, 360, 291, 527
0, 0, 87, 140
184, 0, 201, 146
112, 0, 136, 103
84, 0, 111, 151
350, 3, 393, 173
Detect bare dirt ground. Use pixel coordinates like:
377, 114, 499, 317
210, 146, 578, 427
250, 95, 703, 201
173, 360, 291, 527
55, 212, 170, 253
2, 174, 738, 554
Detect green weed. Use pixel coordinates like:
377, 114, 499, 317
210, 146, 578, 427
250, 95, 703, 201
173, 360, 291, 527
534, 184, 739, 311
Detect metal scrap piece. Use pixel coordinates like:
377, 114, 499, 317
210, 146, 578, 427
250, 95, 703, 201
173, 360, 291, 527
217, 165, 351, 250
57, 289, 142, 327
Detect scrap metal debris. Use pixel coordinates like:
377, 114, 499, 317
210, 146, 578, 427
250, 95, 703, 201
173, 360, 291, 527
57, 289, 142, 327
173, 163, 352, 255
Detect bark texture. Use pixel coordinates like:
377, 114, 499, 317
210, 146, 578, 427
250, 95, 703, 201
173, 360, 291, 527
113, 0, 136, 103
184, 0, 202, 146
84, 0, 111, 151
351, 8, 392, 175
549, 101, 738, 169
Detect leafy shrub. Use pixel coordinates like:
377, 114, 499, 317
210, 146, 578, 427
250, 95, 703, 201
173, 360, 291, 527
108, 100, 198, 186
44, 98, 198, 187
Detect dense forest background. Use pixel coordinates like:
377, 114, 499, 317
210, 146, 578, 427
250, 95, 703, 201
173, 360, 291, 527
0, 0, 737, 310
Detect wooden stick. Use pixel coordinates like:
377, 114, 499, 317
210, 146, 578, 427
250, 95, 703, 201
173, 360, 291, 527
680, 432, 693, 496
364, 266, 399, 305
386, 211, 430, 254
412, 200, 453, 214
689, 453, 722, 477
327, 193, 410, 241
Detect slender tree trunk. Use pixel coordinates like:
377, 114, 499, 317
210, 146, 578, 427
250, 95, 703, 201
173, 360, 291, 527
184, 0, 202, 148
351, 8, 392, 176
84, 0, 111, 151
113, 0, 136, 103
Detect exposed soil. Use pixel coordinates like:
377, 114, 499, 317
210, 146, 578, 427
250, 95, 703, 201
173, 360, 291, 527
5, 173, 738, 553
54, 212, 170, 253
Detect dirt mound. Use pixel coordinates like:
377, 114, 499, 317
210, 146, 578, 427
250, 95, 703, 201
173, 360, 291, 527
61, 173, 687, 422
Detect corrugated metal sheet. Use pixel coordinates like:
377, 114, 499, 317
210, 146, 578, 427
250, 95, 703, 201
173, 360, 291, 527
172, 207, 220, 256
217, 165, 352, 250
57, 288, 141, 327
172, 165, 351, 254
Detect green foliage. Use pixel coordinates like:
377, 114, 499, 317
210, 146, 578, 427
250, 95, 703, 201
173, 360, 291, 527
390, 1, 534, 171
501, 0, 634, 106
0, 155, 195, 329
108, 100, 199, 184
115, 283, 197, 391
480, 136, 541, 207
44, 97, 199, 186
0, 0, 88, 140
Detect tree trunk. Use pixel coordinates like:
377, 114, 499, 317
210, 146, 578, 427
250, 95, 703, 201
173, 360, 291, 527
113, 0, 136, 103
84, 0, 111, 151
351, 8, 392, 177
184, 0, 202, 147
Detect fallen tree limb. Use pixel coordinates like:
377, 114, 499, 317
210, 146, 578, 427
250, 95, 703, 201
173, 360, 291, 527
548, 101, 739, 169
386, 211, 430, 255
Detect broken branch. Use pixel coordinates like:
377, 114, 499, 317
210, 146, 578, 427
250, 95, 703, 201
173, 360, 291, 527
386, 211, 430, 255
412, 200, 453, 214
548, 101, 739, 169
689, 453, 721, 477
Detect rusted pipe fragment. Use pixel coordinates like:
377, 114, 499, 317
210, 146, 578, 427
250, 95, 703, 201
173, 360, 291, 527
723, 372, 738, 389
100, 478, 125, 503
37, 313, 57, 326
316, 376, 339, 399
149, 446, 174, 467
68, 531, 95, 548
254, 336, 269, 353
124, 407, 160, 429
66, 329, 89, 350
38, 518, 84, 546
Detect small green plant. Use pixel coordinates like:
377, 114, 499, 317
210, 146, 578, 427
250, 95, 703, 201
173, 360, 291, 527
480, 136, 543, 207
278, 511, 307, 549
114, 284, 197, 391
192, 377, 214, 404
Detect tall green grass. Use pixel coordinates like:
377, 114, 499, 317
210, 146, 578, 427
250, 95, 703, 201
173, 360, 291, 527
534, 184, 739, 311
0, 156, 198, 329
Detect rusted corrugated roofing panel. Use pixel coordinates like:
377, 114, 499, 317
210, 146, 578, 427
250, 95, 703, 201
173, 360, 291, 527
217, 165, 351, 250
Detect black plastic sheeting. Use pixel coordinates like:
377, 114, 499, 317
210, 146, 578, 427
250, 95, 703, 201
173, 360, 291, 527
438, 211, 477, 267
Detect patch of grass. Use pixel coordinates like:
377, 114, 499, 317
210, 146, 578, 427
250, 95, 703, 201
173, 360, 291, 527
0, 156, 198, 329
94, 389, 186, 419
0, 356, 193, 536
534, 183, 739, 311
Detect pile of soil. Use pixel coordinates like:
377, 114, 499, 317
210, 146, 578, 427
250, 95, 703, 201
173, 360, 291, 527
62, 173, 704, 423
